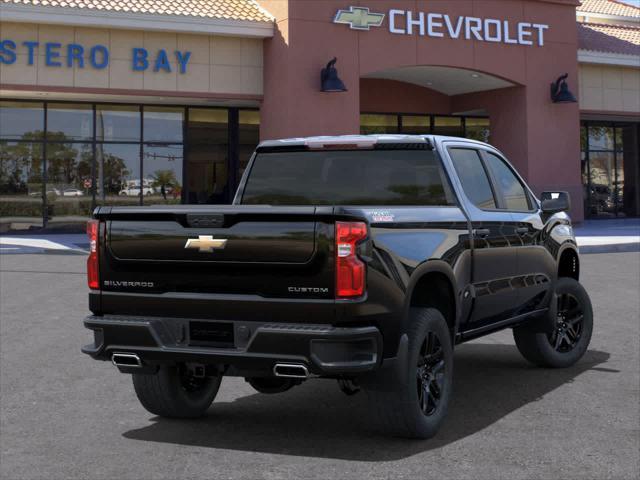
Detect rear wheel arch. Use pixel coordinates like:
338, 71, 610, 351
405, 262, 459, 343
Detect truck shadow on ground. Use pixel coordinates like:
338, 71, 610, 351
123, 344, 611, 461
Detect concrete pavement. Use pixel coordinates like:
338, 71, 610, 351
0, 252, 638, 479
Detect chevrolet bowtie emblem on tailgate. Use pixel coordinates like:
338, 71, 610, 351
334, 6, 385, 31
184, 236, 227, 253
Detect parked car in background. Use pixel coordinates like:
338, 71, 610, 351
29, 188, 61, 197
119, 184, 155, 196
62, 188, 85, 197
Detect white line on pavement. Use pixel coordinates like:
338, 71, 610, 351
0, 237, 71, 250
576, 236, 640, 246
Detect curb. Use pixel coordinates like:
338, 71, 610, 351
0, 247, 87, 256
579, 243, 640, 254
43, 248, 88, 255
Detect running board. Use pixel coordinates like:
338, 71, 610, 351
456, 308, 549, 342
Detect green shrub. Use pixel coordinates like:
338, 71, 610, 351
0, 197, 43, 217
0, 196, 93, 217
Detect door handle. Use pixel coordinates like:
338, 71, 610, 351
473, 228, 491, 238
516, 227, 529, 236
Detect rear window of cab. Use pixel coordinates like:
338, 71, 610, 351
241, 150, 456, 206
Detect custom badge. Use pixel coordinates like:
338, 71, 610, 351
369, 210, 395, 223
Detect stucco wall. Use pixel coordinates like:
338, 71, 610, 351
0, 22, 263, 96
360, 78, 451, 114
579, 63, 640, 114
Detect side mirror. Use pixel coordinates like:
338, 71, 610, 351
541, 191, 571, 214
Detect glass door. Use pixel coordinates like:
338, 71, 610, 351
582, 122, 639, 218
185, 108, 229, 204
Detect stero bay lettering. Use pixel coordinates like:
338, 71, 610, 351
132, 48, 191, 73
0, 40, 192, 73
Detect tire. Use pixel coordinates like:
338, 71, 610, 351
132, 365, 222, 418
366, 308, 454, 439
246, 377, 298, 394
514, 277, 593, 368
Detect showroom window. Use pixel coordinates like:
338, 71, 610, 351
360, 113, 490, 141
360, 114, 400, 134
0, 100, 260, 231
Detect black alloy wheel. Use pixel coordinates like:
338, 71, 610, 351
416, 331, 446, 416
549, 293, 584, 353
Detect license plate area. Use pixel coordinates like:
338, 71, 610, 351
189, 321, 235, 348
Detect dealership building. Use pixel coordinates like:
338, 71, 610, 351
0, 0, 638, 230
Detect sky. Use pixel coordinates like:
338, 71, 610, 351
617, 0, 640, 7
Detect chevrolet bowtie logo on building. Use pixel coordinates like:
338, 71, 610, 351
334, 6, 385, 31
184, 236, 228, 253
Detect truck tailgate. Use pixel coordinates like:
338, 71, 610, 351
94, 206, 336, 310
108, 220, 315, 263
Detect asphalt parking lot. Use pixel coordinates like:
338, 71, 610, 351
1, 252, 638, 480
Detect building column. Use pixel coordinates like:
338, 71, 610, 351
259, 2, 360, 141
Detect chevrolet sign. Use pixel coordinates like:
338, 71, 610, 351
334, 6, 385, 31
334, 6, 549, 47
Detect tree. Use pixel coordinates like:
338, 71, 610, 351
151, 169, 180, 201
45, 136, 80, 189
101, 153, 130, 195
0, 139, 43, 194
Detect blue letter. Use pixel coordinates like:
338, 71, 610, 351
153, 49, 171, 73
174, 51, 191, 74
89, 45, 109, 69
22, 41, 38, 65
45, 42, 62, 67
67, 43, 84, 68
0, 40, 17, 64
132, 47, 148, 71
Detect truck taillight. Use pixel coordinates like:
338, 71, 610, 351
87, 220, 99, 290
335, 221, 367, 298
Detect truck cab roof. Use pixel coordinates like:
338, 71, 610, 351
256, 134, 490, 150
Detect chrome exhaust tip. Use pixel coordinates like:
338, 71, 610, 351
273, 363, 309, 379
112, 352, 142, 368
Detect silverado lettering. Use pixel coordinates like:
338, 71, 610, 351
103, 280, 155, 288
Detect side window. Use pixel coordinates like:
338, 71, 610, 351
484, 153, 531, 211
448, 148, 497, 209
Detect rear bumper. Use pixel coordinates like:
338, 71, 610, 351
82, 315, 383, 377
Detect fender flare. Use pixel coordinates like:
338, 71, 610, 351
363, 261, 460, 390
401, 259, 461, 339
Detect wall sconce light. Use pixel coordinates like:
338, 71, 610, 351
550, 73, 577, 104
321, 57, 347, 92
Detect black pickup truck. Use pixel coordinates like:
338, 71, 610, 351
82, 135, 593, 439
